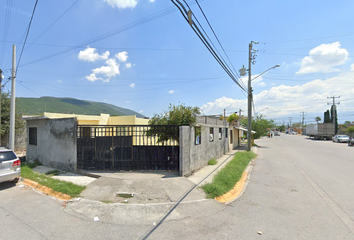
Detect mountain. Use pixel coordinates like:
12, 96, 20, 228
16, 97, 145, 118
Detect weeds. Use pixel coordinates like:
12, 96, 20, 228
202, 151, 256, 198
208, 159, 217, 165
21, 165, 85, 198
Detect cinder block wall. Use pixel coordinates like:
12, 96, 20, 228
26, 118, 77, 172
179, 116, 229, 176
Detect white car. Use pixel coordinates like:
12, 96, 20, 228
332, 135, 350, 143
0, 147, 21, 183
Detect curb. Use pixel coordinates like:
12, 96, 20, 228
21, 179, 71, 201
214, 146, 258, 204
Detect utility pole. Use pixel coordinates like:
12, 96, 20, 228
237, 109, 242, 126
300, 111, 306, 133
247, 41, 258, 151
288, 117, 293, 129
9, 45, 16, 150
327, 96, 340, 134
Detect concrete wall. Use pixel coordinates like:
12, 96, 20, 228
179, 118, 230, 176
26, 118, 77, 172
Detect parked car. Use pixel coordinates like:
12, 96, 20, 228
0, 147, 21, 183
348, 137, 354, 146
274, 131, 280, 136
332, 135, 350, 143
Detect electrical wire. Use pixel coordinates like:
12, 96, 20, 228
171, 0, 246, 93
0, 0, 13, 67
25, 0, 79, 51
16, 0, 39, 77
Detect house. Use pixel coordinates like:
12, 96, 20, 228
24, 113, 234, 176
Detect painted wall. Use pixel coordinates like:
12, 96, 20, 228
179, 117, 230, 176
26, 118, 77, 172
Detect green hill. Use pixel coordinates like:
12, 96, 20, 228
16, 97, 145, 118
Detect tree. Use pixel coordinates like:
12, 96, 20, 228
148, 103, 201, 142
315, 116, 321, 123
0, 92, 25, 144
241, 114, 275, 139
345, 126, 354, 137
227, 113, 239, 124
331, 105, 338, 134
323, 110, 331, 123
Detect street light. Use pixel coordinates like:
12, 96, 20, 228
240, 47, 280, 151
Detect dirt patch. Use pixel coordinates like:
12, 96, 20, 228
22, 179, 71, 201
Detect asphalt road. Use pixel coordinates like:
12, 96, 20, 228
149, 134, 354, 239
1, 134, 354, 240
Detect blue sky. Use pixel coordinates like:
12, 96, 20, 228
1, 0, 354, 125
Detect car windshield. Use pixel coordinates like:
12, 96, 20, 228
338, 135, 349, 138
0, 151, 17, 162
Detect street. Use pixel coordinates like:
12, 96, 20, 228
1, 134, 354, 239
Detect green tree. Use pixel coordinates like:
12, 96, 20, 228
148, 103, 201, 142
331, 105, 338, 134
227, 113, 239, 124
324, 110, 331, 123
315, 116, 321, 123
345, 126, 354, 137
1, 92, 25, 143
241, 115, 275, 139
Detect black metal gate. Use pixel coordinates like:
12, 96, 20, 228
77, 125, 179, 171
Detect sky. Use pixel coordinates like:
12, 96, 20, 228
1, 0, 354, 125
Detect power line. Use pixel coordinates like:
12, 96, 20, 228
25, 0, 79, 51
16, 0, 39, 76
171, 0, 246, 92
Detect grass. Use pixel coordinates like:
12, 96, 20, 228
101, 200, 114, 204
202, 151, 256, 198
21, 165, 85, 198
46, 170, 61, 176
117, 193, 133, 198
208, 159, 217, 165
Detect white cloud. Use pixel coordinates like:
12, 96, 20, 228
115, 51, 128, 62
139, 110, 143, 113
297, 42, 349, 74
78, 46, 109, 62
104, 0, 138, 9
169, 90, 174, 94
85, 58, 120, 82
125, 63, 132, 68
57, 80, 62, 83
201, 69, 354, 120
129, 83, 135, 88
149, 0, 155, 2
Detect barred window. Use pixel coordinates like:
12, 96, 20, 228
209, 128, 214, 142
29, 127, 37, 145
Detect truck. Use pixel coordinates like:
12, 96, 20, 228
306, 123, 335, 140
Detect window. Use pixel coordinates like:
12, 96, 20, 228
226, 128, 228, 138
219, 128, 222, 140
230, 130, 233, 144
81, 127, 91, 138
29, 127, 37, 145
209, 127, 214, 142
195, 127, 201, 145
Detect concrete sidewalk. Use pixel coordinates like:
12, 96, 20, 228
28, 147, 249, 225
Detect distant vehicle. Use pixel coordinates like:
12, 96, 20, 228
348, 137, 354, 146
274, 131, 280, 136
0, 147, 21, 183
332, 135, 350, 143
291, 131, 297, 135
306, 123, 335, 140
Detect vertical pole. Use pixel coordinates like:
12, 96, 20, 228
247, 42, 252, 151
10, 45, 16, 150
238, 109, 242, 126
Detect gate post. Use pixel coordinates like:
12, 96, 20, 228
179, 126, 191, 176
